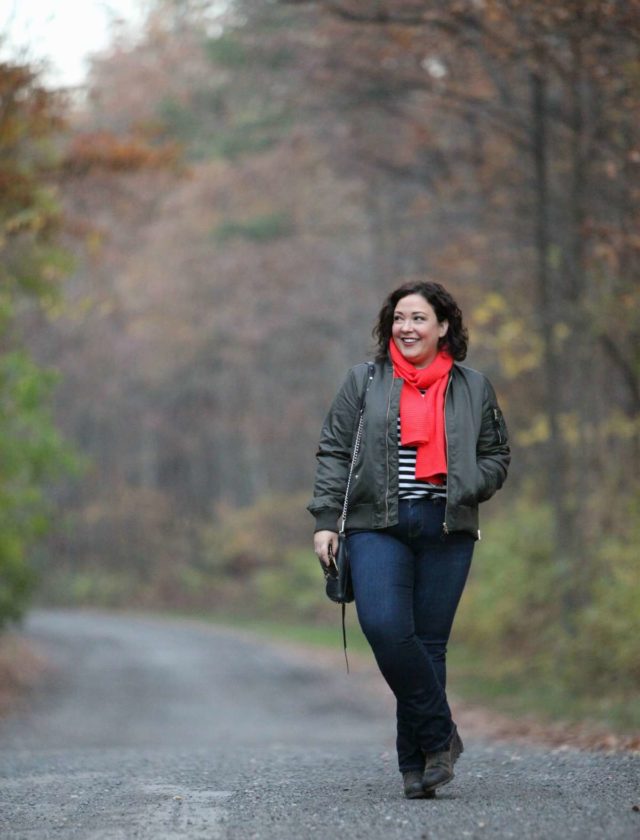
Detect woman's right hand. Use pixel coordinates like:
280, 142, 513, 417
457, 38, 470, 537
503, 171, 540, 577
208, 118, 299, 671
314, 530, 339, 568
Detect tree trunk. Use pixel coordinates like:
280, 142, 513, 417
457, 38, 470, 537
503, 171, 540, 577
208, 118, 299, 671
530, 67, 578, 630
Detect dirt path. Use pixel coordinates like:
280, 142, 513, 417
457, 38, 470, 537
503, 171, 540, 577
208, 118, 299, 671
0, 609, 638, 839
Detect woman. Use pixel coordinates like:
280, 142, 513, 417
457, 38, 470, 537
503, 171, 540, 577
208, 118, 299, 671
308, 281, 510, 799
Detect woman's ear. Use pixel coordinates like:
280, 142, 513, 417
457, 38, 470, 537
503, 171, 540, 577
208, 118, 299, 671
439, 319, 449, 338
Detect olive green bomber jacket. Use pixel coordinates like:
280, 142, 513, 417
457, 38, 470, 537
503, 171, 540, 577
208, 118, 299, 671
308, 359, 510, 539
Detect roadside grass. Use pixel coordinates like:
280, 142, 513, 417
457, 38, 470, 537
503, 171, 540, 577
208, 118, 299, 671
176, 610, 639, 735
173, 609, 373, 656
447, 645, 640, 733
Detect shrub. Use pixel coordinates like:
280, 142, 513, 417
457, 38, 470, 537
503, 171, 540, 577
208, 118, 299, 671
455, 496, 640, 704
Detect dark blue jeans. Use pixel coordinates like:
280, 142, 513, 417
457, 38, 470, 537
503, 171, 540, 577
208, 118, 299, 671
348, 498, 474, 772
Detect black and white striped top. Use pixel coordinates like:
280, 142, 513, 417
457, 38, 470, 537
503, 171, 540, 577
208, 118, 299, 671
397, 415, 447, 500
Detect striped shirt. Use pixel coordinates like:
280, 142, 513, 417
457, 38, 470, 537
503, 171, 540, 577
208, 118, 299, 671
397, 415, 447, 500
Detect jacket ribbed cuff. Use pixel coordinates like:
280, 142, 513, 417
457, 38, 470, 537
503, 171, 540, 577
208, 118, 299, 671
313, 509, 341, 532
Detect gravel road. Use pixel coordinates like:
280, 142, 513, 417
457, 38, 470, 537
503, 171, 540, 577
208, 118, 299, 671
0, 609, 637, 840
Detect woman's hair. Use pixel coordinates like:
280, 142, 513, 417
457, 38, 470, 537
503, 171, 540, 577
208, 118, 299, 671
373, 280, 468, 362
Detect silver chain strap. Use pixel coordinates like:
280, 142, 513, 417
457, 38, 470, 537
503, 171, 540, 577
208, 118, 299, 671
339, 367, 373, 535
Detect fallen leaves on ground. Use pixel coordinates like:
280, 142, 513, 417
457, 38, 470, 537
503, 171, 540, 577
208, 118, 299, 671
0, 635, 48, 717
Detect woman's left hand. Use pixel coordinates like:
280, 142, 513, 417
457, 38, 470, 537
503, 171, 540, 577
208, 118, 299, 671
314, 530, 339, 568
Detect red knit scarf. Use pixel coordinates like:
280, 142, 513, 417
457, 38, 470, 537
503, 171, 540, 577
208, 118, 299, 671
389, 340, 453, 484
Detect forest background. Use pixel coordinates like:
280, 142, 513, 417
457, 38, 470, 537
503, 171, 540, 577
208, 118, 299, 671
1, 0, 639, 732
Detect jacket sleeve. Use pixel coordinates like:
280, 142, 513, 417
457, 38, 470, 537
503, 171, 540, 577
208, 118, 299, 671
474, 376, 511, 503
307, 365, 364, 532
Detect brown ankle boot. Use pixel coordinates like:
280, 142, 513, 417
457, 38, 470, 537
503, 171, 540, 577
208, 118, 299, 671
422, 725, 464, 792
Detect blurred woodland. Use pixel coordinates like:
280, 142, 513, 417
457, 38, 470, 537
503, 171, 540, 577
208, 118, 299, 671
2, 0, 639, 723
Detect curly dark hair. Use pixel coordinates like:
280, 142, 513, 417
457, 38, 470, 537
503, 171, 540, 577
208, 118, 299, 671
373, 280, 468, 362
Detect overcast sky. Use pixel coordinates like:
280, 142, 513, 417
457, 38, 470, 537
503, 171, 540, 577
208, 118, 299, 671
1, 0, 145, 86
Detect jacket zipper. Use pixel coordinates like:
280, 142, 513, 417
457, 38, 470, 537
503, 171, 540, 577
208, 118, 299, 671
384, 374, 394, 526
442, 373, 452, 535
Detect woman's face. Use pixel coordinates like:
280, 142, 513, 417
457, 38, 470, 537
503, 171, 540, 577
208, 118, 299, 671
391, 293, 449, 369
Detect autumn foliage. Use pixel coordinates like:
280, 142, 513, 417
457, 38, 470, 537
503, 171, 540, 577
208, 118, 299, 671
0, 61, 75, 628
7, 1, 640, 719
63, 131, 182, 174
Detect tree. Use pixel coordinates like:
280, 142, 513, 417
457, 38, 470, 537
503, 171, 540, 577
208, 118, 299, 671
285, 0, 640, 618
0, 60, 75, 628
26, 0, 640, 688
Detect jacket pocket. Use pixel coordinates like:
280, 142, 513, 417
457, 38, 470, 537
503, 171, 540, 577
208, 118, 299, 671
457, 464, 496, 507
475, 464, 498, 503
